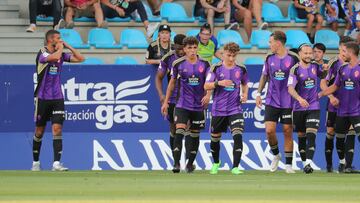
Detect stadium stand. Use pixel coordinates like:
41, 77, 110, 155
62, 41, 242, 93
120, 29, 148, 49
114, 56, 139, 64
0, 0, 348, 64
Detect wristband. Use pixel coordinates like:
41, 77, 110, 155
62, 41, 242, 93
256, 92, 261, 97
214, 81, 219, 87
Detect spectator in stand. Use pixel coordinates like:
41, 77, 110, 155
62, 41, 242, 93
64, 0, 107, 28
196, 23, 222, 63
294, 0, 323, 43
146, 24, 174, 65
231, 0, 268, 43
101, 0, 159, 37
313, 43, 328, 64
147, 0, 173, 16
26, 0, 63, 32
349, 0, 360, 43
194, 0, 232, 33
324, 0, 353, 36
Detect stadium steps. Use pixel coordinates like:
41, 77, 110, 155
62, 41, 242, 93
0, 0, 345, 64
0, 5, 19, 18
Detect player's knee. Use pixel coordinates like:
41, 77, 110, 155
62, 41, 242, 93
52, 126, 62, 137
265, 128, 275, 137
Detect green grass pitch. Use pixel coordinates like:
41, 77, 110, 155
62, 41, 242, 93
0, 170, 359, 203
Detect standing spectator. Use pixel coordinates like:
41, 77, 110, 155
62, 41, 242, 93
64, 0, 107, 28
231, 0, 268, 42
194, 0, 231, 33
294, 0, 324, 43
26, 0, 63, 32
349, 0, 360, 43
146, 24, 174, 65
196, 23, 223, 63
101, 0, 159, 37
325, 0, 353, 36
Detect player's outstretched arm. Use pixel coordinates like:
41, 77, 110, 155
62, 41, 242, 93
319, 84, 339, 98
63, 42, 85, 63
46, 42, 64, 62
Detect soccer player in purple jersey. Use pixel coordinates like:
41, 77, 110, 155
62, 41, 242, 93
320, 36, 356, 173
31, 30, 84, 171
319, 42, 360, 173
204, 42, 249, 175
255, 31, 299, 173
155, 34, 187, 160
161, 37, 211, 173
288, 44, 328, 174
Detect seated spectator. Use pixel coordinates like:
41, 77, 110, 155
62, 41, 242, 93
194, 0, 231, 33
294, 0, 323, 43
231, 0, 267, 43
147, 0, 173, 16
325, 0, 353, 36
313, 43, 328, 64
349, 0, 359, 43
146, 24, 174, 65
196, 23, 222, 63
231, 0, 268, 41
26, 0, 63, 32
64, 0, 107, 28
101, 0, 159, 37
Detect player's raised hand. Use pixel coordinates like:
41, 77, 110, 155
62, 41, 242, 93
218, 79, 233, 87
256, 95, 262, 108
161, 103, 169, 116
298, 97, 309, 108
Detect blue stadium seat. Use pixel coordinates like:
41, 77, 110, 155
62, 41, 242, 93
186, 29, 200, 37
285, 30, 311, 49
59, 29, 90, 49
217, 30, 251, 49
244, 57, 265, 65
36, 16, 53, 21
82, 57, 105, 64
262, 2, 290, 22
152, 30, 177, 41
74, 17, 95, 22
250, 30, 271, 49
136, 3, 162, 22
288, 3, 307, 23
106, 17, 131, 22
88, 28, 122, 49
114, 56, 138, 64
160, 3, 195, 22
315, 30, 339, 49
120, 29, 148, 49
193, 5, 225, 23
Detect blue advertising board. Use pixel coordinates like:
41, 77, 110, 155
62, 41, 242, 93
0, 65, 357, 170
